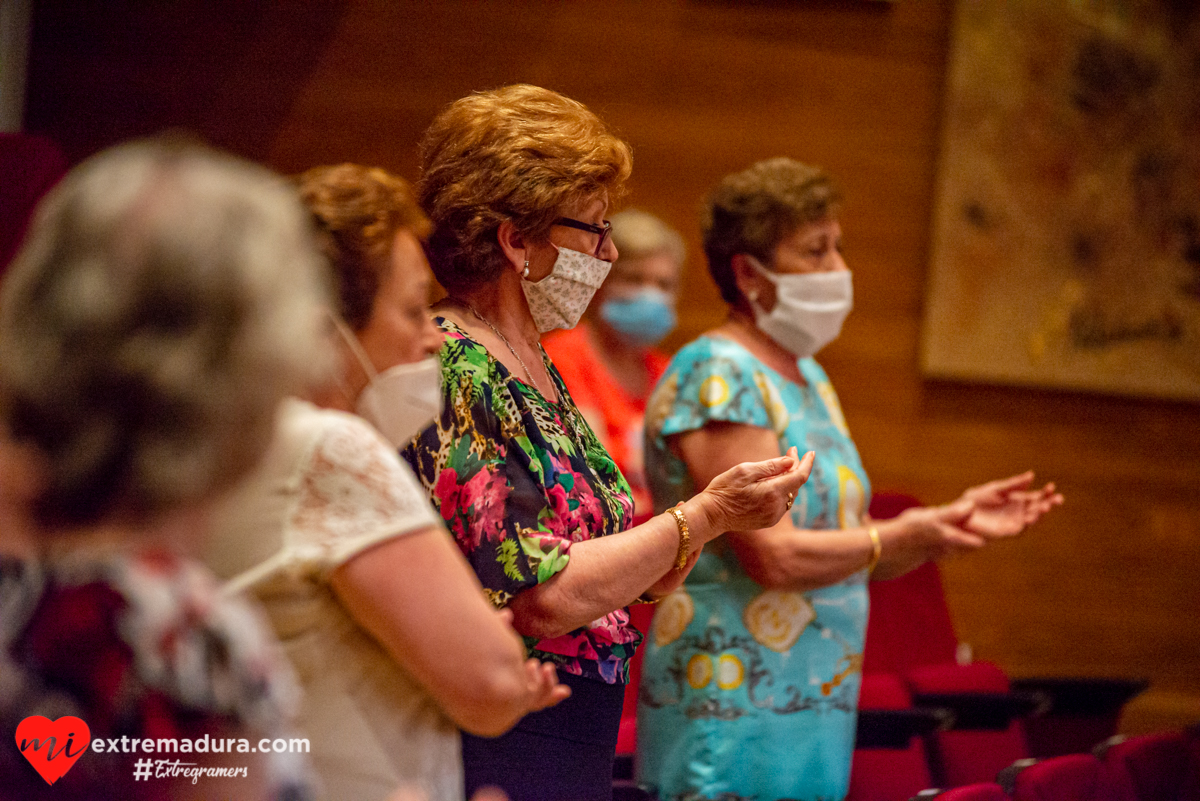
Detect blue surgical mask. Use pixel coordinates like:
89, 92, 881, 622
599, 287, 676, 347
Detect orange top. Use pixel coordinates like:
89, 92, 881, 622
543, 323, 669, 523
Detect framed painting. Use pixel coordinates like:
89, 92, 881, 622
920, 0, 1200, 401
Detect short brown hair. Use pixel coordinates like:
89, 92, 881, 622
702, 157, 841, 305
418, 84, 633, 294
298, 164, 430, 331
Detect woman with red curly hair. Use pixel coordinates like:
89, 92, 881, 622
402, 85, 813, 801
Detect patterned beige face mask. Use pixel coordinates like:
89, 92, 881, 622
520, 245, 612, 333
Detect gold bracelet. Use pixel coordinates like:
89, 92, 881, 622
866, 526, 882, 574
667, 505, 691, 571
636, 592, 661, 604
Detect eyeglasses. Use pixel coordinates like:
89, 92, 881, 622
553, 217, 613, 258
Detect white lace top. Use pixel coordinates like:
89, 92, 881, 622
204, 398, 459, 801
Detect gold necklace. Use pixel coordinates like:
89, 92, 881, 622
462, 301, 560, 404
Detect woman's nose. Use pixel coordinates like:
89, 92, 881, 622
600, 238, 619, 263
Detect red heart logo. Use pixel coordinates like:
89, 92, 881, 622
15, 715, 91, 785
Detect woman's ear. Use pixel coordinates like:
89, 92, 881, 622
731, 253, 762, 304
496, 220, 528, 273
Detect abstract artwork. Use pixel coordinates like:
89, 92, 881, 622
921, 0, 1200, 401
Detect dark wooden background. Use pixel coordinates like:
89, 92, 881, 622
24, 0, 1199, 733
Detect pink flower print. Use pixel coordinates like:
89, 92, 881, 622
588, 610, 641, 645
433, 467, 462, 521
542, 482, 573, 540
461, 466, 510, 547
537, 632, 602, 662
553, 458, 606, 541
576, 485, 605, 532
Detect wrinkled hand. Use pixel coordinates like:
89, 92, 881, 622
493, 609, 569, 714
523, 659, 571, 713
957, 471, 1063, 538
701, 447, 814, 538
872, 498, 985, 578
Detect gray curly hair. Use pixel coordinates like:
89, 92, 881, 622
0, 139, 332, 528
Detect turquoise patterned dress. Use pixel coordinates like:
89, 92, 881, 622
637, 335, 871, 801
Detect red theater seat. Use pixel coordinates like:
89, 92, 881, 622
1097, 729, 1200, 801
848, 673, 938, 801
864, 491, 1146, 788
1000, 753, 1108, 801
916, 783, 1009, 801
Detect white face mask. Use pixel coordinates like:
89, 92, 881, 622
521, 245, 612, 333
747, 257, 853, 358
333, 317, 443, 448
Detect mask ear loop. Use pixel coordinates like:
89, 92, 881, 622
742, 255, 775, 307
328, 312, 379, 382
744, 254, 780, 284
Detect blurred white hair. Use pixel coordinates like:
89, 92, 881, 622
609, 208, 685, 265
0, 138, 332, 528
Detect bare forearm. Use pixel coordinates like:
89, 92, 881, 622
509, 496, 717, 638
733, 525, 875, 591
331, 529, 540, 736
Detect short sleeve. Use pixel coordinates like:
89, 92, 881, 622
655, 340, 777, 439
401, 326, 573, 608
288, 414, 441, 573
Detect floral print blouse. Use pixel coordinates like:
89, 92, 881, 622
401, 318, 639, 684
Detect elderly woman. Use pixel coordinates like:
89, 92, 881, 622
543, 209, 685, 522
402, 85, 812, 801
636, 157, 1064, 801
0, 140, 326, 801
203, 164, 567, 801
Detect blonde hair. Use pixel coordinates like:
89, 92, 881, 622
610, 209, 685, 266
298, 164, 430, 331
702, 157, 841, 305
0, 139, 332, 528
418, 84, 633, 293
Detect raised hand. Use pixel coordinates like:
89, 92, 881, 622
958, 471, 1063, 538
702, 447, 815, 536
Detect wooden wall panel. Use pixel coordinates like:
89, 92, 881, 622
24, 0, 1199, 733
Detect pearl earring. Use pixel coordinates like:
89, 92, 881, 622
522, 259, 530, 279
748, 289, 759, 303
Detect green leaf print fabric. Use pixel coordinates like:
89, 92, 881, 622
401, 319, 641, 684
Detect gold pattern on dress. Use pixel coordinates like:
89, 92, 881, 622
743, 590, 815, 653
686, 653, 713, 689
837, 465, 866, 530
754, 371, 791, 436
815, 381, 850, 437
821, 652, 864, 697
716, 653, 745, 690
652, 589, 695, 647
698, 375, 730, 408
